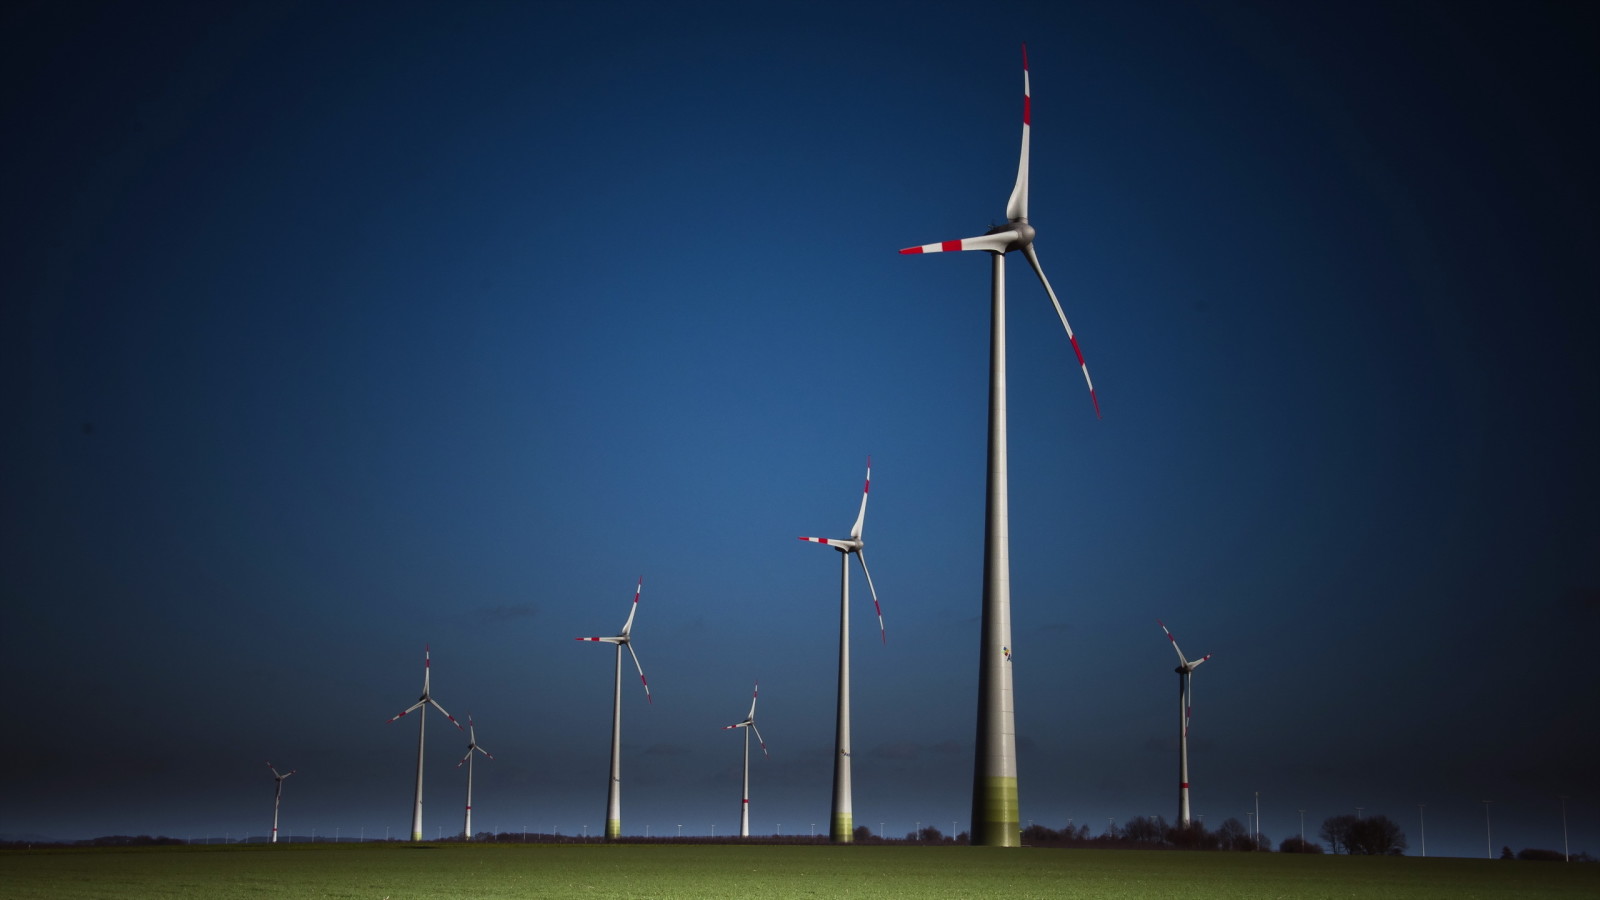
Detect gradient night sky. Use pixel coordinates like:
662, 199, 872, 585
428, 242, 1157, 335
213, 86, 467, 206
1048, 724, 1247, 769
4, 0, 1597, 858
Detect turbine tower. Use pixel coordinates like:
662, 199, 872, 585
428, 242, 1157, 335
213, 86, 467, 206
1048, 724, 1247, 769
900, 44, 1099, 847
799, 456, 884, 843
1159, 620, 1211, 828
456, 713, 494, 840
576, 577, 651, 840
385, 644, 464, 842
721, 681, 768, 838
265, 762, 295, 844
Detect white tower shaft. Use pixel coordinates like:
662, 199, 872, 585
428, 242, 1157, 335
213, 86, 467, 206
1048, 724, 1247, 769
606, 643, 623, 839
832, 550, 854, 843
463, 748, 475, 840
972, 251, 1020, 846
411, 706, 426, 841
740, 725, 751, 838
1178, 671, 1191, 826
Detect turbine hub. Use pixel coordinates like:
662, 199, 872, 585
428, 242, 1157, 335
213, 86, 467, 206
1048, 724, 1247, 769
983, 219, 1035, 252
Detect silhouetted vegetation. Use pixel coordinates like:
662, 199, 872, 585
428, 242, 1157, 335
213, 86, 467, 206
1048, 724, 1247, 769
1279, 835, 1324, 853
1320, 814, 1406, 855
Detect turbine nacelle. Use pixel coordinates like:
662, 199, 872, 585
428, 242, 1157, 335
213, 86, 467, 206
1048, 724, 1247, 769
982, 219, 1036, 252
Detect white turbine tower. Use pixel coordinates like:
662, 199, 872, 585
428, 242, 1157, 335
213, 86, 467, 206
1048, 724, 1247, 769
900, 44, 1099, 847
798, 456, 884, 843
456, 713, 494, 840
721, 681, 768, 838
385, 644, 464, 842
265, 762, 295, 844
576, 578, 651, 840
1159, 620, 1211, 828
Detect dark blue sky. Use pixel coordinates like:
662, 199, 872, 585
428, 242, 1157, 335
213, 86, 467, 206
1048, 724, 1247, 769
4, 0, 1596, 857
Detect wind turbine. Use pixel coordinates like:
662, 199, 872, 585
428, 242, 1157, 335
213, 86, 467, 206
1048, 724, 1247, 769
899, 44, 1099, 847
456, 713, 494, 840
1158, 620, 1211, 828
798, 456, 884, 843
385, 644, 464, 842
721, 681, 768, 838
576, 577, 651, 840
265, 762, 295, 843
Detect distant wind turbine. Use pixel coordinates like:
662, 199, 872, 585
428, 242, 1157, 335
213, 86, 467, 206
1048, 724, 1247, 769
456, 713, 494, 840
1158, 620, 1211, 828
721, 681, 768, 838
265, 762, 295, 844
385, 644, 464, 842
799, 456, 884, 843
576, 578, 651, 840
900, 44, 1099, 847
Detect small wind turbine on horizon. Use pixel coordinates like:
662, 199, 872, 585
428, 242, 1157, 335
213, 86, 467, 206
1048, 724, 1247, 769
265, 762, 295, 844
1159, 620, 1211, 828
576, 577, 651, 840
722, 681, 768, 838
385, 644, 464, 842
456, 713, 494, 840
798, 456, 883, 843
900, 44, 1100, 847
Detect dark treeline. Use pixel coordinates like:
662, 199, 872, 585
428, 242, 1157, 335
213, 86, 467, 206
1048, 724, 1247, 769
1018, 816, 1274, 852
3, 824, 1592, 860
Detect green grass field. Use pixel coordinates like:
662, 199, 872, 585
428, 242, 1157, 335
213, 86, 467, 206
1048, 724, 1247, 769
3, 843, 1596, 899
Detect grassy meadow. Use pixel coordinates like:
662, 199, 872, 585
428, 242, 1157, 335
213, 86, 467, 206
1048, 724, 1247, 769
3, 843, 1597, 899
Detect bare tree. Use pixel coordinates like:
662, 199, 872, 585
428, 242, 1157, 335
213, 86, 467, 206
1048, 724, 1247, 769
1217, 817, 1252, 851
1320, 814, 1356, 854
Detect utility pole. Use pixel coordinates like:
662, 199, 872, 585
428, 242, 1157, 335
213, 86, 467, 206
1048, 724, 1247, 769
1560, 795, 1569, 862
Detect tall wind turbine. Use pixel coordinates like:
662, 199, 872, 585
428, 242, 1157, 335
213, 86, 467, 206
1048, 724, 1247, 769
576, 578, 651, 840
721, 681, 768, 838
900, 44, 1099, 847
456, 713, 494, 840
385, 644, 464, 842
1159, 620, 1211, 828
265, 762, 295, 844
798, 456, 884, 843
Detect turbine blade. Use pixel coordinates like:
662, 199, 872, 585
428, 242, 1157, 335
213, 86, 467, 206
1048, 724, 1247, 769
1005, 43, 1031, 222
751, 722, 769, 759
457, 747, 473, 768
856, 549, 885, 644
626, 642, 651, 703
386, 700, 426, 724
747, 681, 760, 719
476, 744, 494, 760
620, 577, 642, 636
798, 536, 854, 551
1158, 619, 1190, 668
1190, 653, 1211, 670
429, 698, 465, 730
1022, 244, 1100, 418
900, 233, 1014, 255
849, 456, 872, 540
